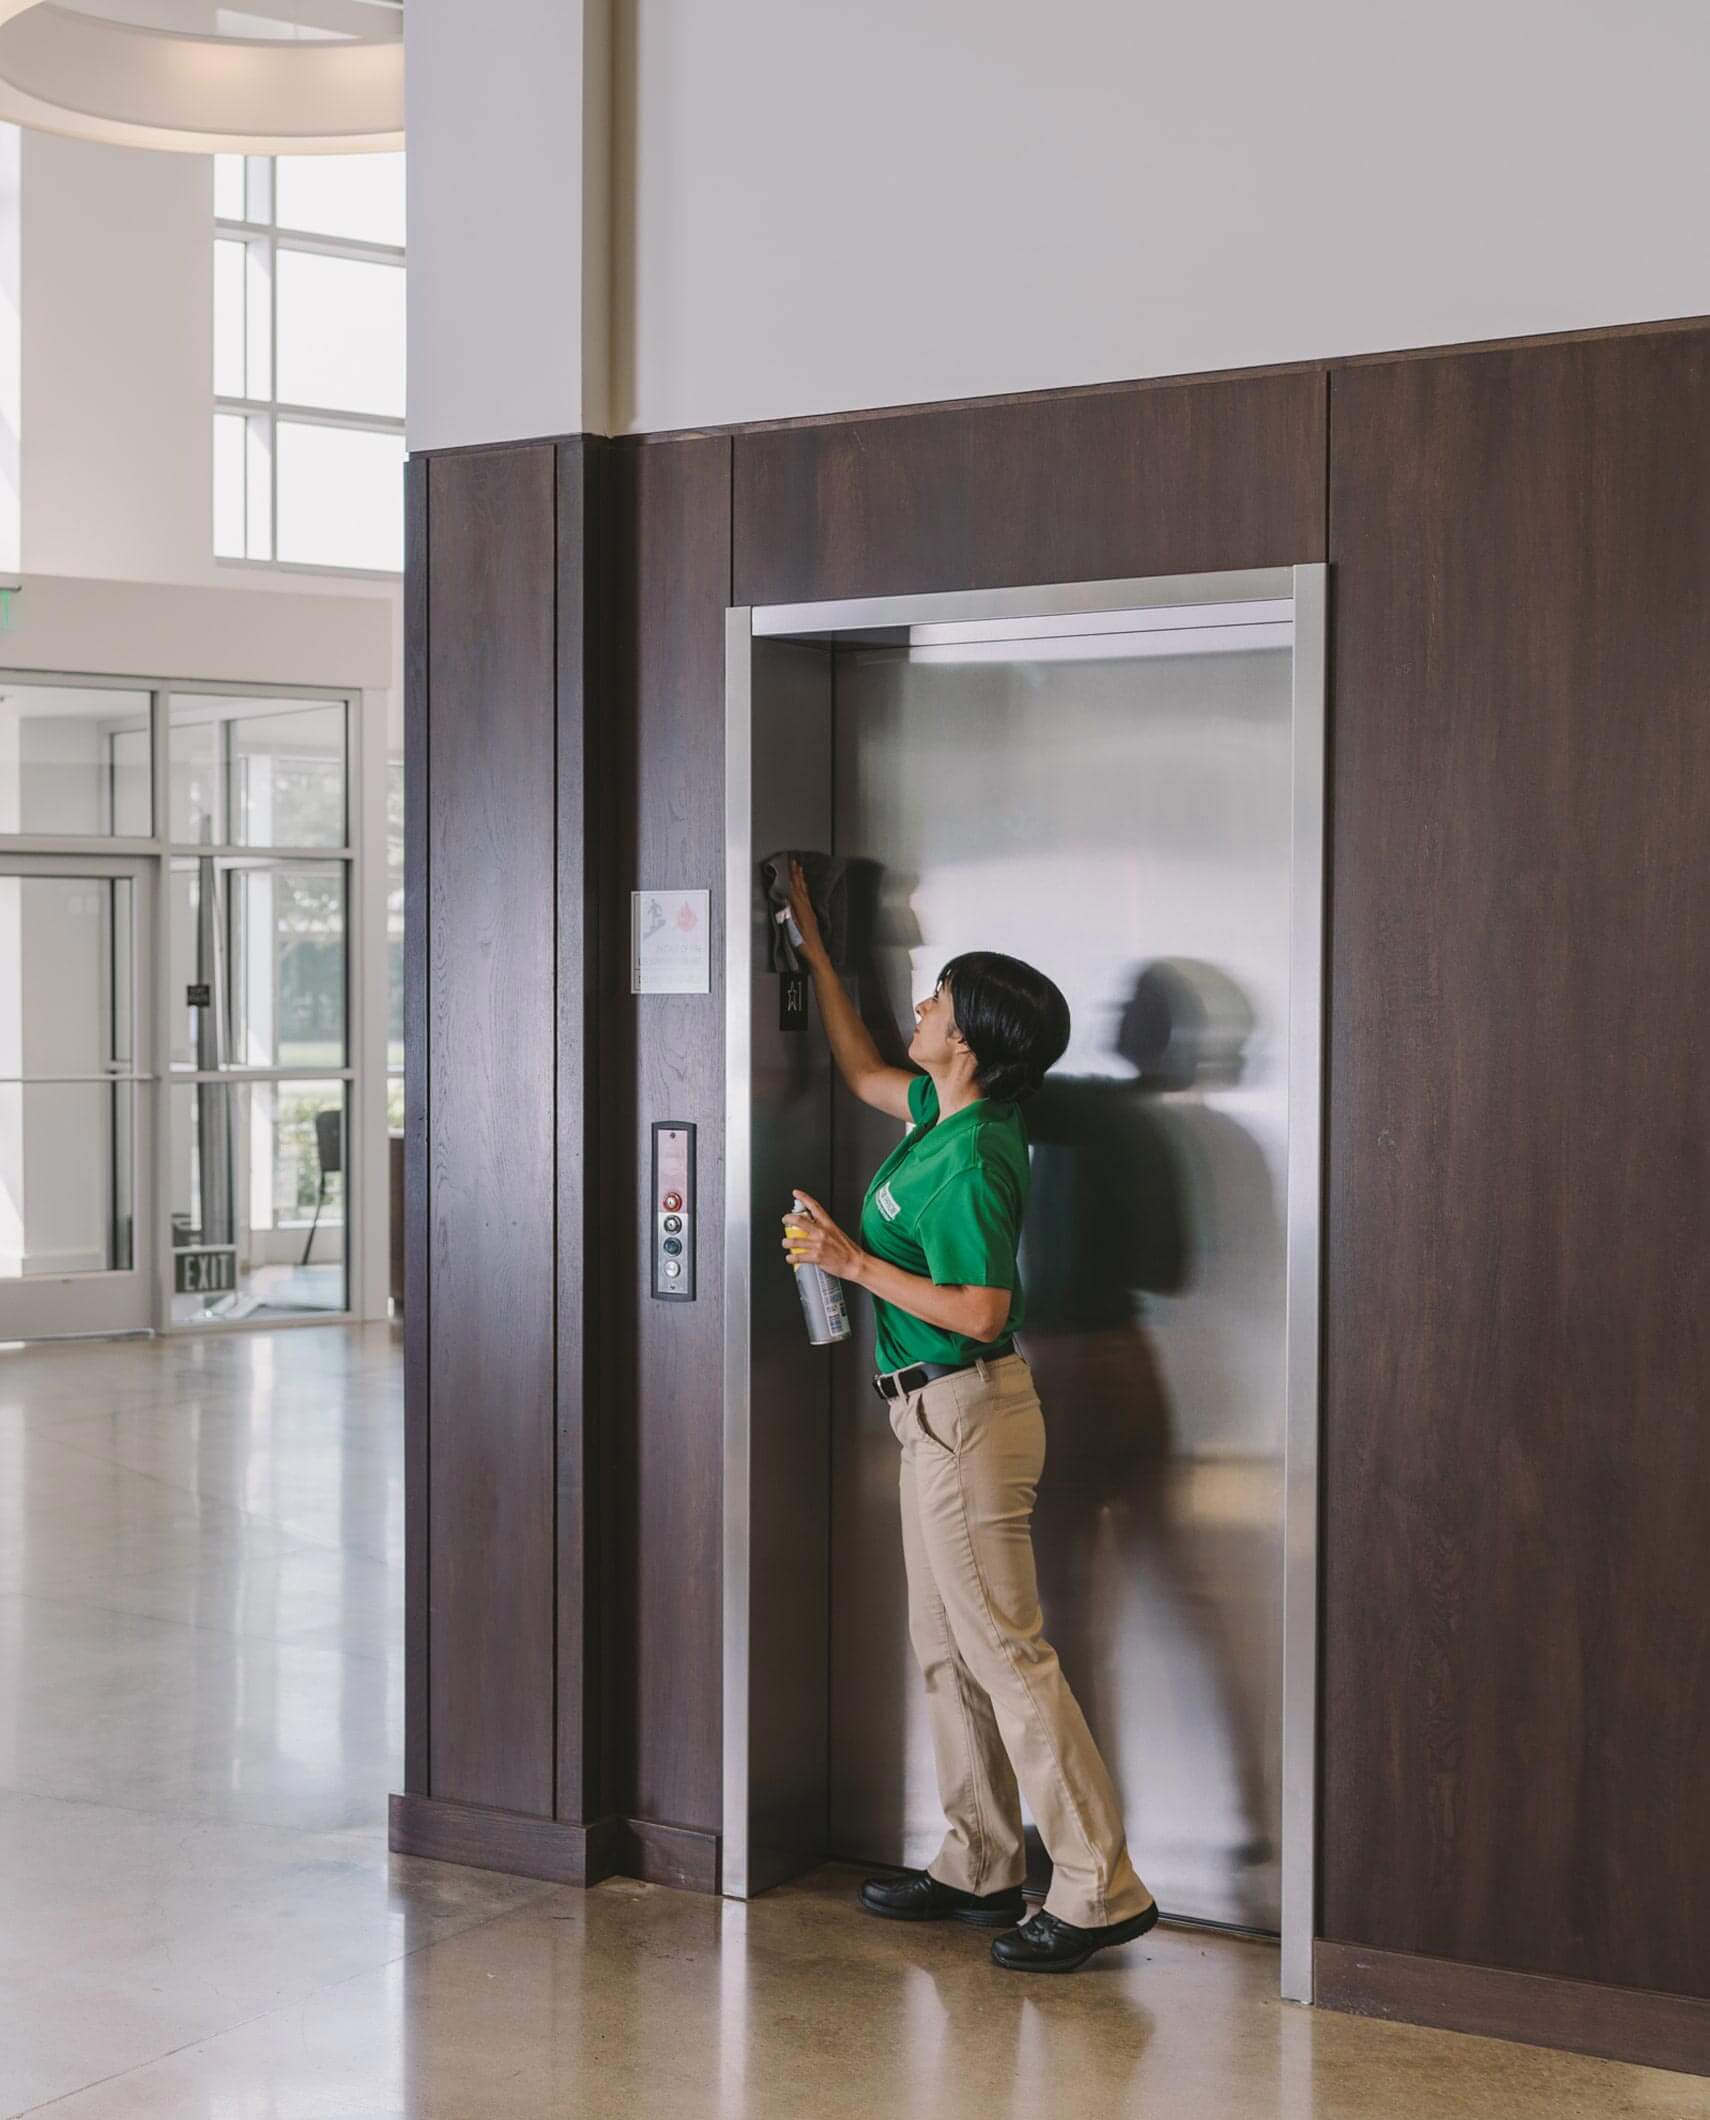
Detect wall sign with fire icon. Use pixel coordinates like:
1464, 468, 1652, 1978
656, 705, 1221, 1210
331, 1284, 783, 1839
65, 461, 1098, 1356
630, 888, 711, 994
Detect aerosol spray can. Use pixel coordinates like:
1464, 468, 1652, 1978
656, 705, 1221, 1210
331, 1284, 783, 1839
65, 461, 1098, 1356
785, 1195, 851, 1346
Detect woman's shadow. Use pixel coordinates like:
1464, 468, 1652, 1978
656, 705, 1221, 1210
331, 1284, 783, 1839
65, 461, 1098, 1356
1020, 961, 1279, 1919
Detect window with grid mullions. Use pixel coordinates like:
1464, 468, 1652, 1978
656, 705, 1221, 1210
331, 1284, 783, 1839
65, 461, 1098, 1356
214, 152, 405, 575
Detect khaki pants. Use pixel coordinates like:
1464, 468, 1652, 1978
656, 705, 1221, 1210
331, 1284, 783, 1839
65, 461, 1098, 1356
888, 1350, 1154, 1930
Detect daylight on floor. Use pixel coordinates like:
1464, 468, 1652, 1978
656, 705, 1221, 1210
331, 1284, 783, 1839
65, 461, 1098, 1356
1, 3, 1707, 2113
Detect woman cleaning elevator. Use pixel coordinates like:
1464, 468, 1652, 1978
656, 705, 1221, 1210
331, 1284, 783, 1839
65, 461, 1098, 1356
779, 858, 1159, 1974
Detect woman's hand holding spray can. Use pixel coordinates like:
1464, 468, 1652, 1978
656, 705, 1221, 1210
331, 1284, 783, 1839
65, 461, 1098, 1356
778, 870, 854, 1345
782, 1192, 852, 1346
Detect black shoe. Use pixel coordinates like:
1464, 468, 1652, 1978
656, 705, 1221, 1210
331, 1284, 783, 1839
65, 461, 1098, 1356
859, 1869, 1026, 1926
990, 1901, 1160, 1972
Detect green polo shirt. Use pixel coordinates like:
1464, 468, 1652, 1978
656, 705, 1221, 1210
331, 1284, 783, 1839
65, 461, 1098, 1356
859, 1073, 1030, 1373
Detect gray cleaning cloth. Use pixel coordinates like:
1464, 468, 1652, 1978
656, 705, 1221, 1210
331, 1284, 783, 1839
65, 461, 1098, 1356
759, 851, 853, 974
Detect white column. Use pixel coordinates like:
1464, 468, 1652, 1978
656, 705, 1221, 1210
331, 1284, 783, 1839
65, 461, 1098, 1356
406, 0, 610, 450
0, 122, 19, 582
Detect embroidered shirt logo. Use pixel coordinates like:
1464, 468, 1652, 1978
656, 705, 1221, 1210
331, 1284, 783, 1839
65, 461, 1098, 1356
875, 1182, 902, 1222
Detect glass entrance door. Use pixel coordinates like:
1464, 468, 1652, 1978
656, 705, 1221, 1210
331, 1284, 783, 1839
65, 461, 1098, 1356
0, 855, 154, 1338
167, 693, 351, 1324
0, 676, 363, 1335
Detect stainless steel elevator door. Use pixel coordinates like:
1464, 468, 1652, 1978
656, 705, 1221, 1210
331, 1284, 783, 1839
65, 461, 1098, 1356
827, 632, 1292, 1931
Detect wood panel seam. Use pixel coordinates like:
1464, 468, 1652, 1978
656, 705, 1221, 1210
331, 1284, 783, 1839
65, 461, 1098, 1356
408, 313, 1710, 462
551, 441, 562, 1822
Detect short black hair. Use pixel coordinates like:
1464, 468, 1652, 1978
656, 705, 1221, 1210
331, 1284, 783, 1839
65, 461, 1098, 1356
937, 951, 1071, 1103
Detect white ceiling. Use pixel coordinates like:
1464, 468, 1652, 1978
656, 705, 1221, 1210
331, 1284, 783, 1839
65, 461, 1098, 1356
57, 0, 398, 40
0, 0, 403, 150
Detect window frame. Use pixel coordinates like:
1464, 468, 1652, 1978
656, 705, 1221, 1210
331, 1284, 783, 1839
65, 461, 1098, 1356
214, 153, 405, 580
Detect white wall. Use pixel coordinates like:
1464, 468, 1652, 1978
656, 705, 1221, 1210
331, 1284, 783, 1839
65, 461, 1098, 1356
0, 127, 20, 579
19, 127, 400, 741
403, 0, 1710, 447
14, 126, 402, 1321
0, 573, 392, 690
22, 133, 212, 581
407, 0, 608, 451
23, 128, 403, 614
612, 0, 1710, 434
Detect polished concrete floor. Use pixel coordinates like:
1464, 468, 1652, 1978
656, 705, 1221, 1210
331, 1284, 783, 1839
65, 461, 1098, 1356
1, 1325, 1704, 2118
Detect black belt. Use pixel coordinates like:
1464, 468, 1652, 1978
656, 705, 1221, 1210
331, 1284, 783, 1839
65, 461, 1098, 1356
873, 1344, 1014, 1402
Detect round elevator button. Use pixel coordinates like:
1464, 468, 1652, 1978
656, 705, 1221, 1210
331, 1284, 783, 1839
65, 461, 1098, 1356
662, 1191, 683, 1213
663, 1215, 683, 1234
663, 1261, 681, 1280
662, 1238, 683, 1257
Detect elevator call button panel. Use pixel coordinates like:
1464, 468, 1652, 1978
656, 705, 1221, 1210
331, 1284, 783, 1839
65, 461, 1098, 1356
651, 1122, 696, 1300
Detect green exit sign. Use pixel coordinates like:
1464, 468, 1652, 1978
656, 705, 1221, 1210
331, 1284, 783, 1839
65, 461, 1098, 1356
176, 1247, 236, 1296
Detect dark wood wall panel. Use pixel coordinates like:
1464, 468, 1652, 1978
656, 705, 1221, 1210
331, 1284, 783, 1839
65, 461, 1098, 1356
555, 436, 606, 1825
733, 371, 1325, 605
402, 450, 429, 1796
604, 434, 733, 1836
425, 443, 559, 1818
1323, 331, 1710, 1996
399, 319, 1710, 2072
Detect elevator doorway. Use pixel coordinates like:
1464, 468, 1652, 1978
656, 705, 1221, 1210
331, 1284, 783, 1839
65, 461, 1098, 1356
724, 569, 1325, 2000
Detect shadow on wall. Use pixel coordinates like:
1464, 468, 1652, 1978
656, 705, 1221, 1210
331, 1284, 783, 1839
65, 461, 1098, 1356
1021, 959, 1279, 1900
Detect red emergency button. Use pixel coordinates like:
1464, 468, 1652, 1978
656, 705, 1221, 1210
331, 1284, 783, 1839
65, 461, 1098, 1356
662, 1191, 683, 1213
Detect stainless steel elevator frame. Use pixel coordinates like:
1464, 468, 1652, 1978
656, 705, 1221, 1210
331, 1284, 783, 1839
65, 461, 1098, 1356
724, 566, 1327, 2003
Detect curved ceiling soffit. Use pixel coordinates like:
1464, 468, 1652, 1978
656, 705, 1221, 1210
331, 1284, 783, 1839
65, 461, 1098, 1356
0, 2, 403, 152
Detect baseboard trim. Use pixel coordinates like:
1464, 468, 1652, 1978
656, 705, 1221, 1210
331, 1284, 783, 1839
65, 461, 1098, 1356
388, 1793, 719, 1896
1315, 1939, 1710, 2079
624, 1814, 721, 1893
389, 1794, 624, 1885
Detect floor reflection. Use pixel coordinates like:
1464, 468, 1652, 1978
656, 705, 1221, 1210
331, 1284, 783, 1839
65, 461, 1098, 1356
0, 1328, 1687, 2117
